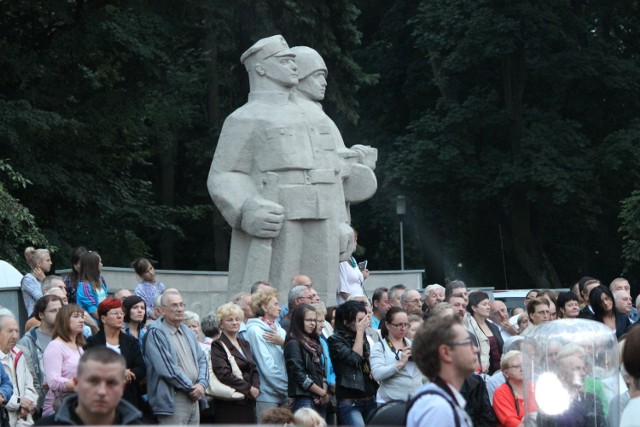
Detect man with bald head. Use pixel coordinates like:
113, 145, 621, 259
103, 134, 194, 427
291, 274, 312, 288
614, 290, 633, 317
611, 277, 639, 323
489, 300, 518, 340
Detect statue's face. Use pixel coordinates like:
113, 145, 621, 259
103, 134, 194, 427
297, 70, 327, 101
260, 55, 298, 87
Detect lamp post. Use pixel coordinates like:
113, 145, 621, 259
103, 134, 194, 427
396, 195, 406, 270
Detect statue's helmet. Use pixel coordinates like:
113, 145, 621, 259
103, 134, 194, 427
290, 46, 327, 80
240, 35, 294, 70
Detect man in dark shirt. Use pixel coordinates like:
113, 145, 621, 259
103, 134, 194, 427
36, 347, 142, 425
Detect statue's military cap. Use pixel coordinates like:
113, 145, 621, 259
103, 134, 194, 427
241, 35, 294, 68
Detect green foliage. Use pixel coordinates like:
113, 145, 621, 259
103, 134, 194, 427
0, 0, 372, 271
0, 159, 49, 267
350, 0, 640, 287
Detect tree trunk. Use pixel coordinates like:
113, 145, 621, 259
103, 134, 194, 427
159, 140, 177, 269
503, 43, 561, 288
205, 32, 229, 271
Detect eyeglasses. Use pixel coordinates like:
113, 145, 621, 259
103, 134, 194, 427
389, 323, 410, 328
107, 311, 125, 317
447, 338, 475, 348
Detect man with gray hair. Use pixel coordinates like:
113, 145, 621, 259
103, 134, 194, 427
144, 290, 209, 424
200, 312, 220, 345
611, 278, 640, 323
279, 274, 319, 322
388, 284, 406, 308
0, 313, 37, 425
401, 289, 423, 316
250, 281, 272, 294
614, 290, 634, 318
279, 285, 313, 331
41, 275, 65, 295
422, 284, 445, 318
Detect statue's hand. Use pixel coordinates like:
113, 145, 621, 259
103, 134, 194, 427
350, 145, 378, 170
241, 197, 285, 238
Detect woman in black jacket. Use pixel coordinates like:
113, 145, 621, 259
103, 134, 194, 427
328, 300, 378, 427
84, 298, 146, 408
590, 285, 631, 339
284, 304, 329, 417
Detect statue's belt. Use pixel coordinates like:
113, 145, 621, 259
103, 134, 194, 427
273, 169, 338, 185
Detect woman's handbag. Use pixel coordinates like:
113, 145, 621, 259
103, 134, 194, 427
0, 405, 9, 427
206, 342, 244, 401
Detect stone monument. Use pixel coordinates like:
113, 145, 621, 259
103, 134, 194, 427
208, 35, 377, 300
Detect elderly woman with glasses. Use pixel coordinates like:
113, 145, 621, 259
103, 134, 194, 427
370, 307, 424, 404
493, 351, 524, 427
84, 298, 147, 408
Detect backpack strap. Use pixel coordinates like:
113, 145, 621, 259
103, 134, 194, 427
407, 389, 461, 427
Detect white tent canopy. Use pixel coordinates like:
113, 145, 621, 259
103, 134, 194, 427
0, 260, 23, 289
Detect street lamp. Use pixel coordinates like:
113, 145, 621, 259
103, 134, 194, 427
396, 195, 406, 270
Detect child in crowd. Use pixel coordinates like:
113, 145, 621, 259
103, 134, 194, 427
260, 407, 294, 425
63, 246, 87, 304
21, 246, 52, 316
76, 251, 108, 321
294, 408, 327, 427
132, 257, 165, 316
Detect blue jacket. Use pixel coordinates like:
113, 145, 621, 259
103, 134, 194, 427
143, 317, 209, 415
319, 336, 336, 389
76, 279, 108, 317
0, 362, 13, 403
245, 318, 288, 403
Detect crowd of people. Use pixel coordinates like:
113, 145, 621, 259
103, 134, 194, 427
0, 246, 638, 426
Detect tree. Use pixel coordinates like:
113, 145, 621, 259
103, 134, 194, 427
352, 0, 640, 287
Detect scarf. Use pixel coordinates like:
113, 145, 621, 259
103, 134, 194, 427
301, 334, 323, 365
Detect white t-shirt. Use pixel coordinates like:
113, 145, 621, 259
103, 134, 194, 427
620, 396, 640, 427
336, 259, 364, 305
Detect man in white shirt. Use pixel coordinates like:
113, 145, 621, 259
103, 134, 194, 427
408, 314, 476, 427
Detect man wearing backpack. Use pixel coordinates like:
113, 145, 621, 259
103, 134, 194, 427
407, 315, 477, 427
